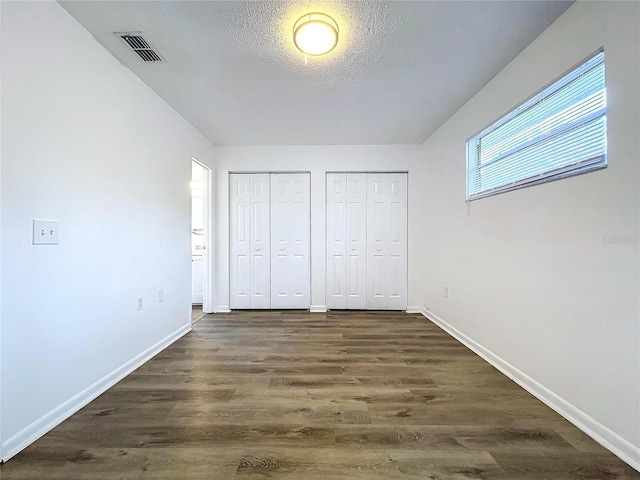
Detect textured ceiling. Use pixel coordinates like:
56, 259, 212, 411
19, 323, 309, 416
58, 1, 573, 146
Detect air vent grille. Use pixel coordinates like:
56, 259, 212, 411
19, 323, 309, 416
116, 32, 166, 63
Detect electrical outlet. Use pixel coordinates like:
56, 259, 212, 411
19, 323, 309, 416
33, 219, 59, 245
444, 286, 449, 298
158, 288, 164, 303
137, 296, 143, 311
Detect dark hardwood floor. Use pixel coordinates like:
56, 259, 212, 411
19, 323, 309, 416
191, 305, 205, 324
2, 311, 638, 479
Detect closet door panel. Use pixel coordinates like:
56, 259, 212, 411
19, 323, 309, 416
230, 173, 271, 309
326, 174, 347, 309
366, 175, 388, 309
249, 174, 271, 308
230, 174, 251, 308
328, 254, 345, 308
234, 255, 249, 298
366, 173, 407, 310
387, 253, 403, 301
369, 252, 386, 304
385, 174, 408, 310
270, 176, 291, 306
345, 174, 367, 309
271, 173, 310, 309
231, 173, 310, 310
289, 174, 310, 307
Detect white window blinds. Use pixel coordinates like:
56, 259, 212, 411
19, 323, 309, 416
466, 49, 607, 201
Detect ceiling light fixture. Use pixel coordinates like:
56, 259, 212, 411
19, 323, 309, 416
293, 12, 339, 56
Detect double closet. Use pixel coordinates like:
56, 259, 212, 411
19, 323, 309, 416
229, 172, 407, 310
326, 173, 407, 310
230, 173, 311, 309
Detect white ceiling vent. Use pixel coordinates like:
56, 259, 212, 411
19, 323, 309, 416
116, 32, 166, 63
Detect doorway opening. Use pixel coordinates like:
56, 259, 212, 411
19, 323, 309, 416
191, 159, 212, 321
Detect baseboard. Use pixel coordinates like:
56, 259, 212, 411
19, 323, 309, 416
405, 306, 425, 314
418, 308, 640, 472
215, 306, 328, 313
1, 323, 191, 463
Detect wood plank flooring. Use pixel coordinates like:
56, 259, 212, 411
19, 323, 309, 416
2, 311, 638, 479
191, 305, 205, 324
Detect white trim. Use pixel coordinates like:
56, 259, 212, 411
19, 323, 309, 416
405, 306, 425, 314
418, 308, 640, 472
310, 305, 327, 313
1, 324, 191, 463
214, 305, 231, 313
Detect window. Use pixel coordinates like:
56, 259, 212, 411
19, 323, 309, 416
466, 49, 606, 201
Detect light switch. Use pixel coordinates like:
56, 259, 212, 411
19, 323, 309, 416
33, 219, 59, 245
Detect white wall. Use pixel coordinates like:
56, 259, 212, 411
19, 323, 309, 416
0, 1, 216, 461
213, 145, 424, 312
0, 0, 4, 458
416, 1, 639, 469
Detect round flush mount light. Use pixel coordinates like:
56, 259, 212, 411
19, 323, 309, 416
293, 12, 339, 56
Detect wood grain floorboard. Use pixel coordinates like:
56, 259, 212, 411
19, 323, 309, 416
2, 310, 638, 479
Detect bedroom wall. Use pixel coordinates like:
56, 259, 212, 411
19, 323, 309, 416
1, 1, 216, 461
416, 0, 639, 468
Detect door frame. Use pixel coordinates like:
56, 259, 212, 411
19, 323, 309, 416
192, 158, 214, 314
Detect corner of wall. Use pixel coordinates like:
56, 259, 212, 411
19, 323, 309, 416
1, 0, 5, 460
417, 309, 640, 472
1, 325, 190, 462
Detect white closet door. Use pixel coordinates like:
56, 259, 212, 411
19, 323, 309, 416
326, 173, 347, 309
326, 173, 367, 309
366, 173, 407, 310
250, 174, 271, 308
345, 174, 367, 308
230, 174, 251, 308
229, 173, 270, 309
270, 173, 310, 308
327, 173, 405, 310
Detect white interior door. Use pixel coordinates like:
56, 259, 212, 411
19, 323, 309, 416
270, 173, 311, 308
229, 173, 270, 309
191, 159, 212, 311
366, 173, 407, 310
191, 164, 205, 305
326, 173, 367, 309
191, 256, 204, 304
